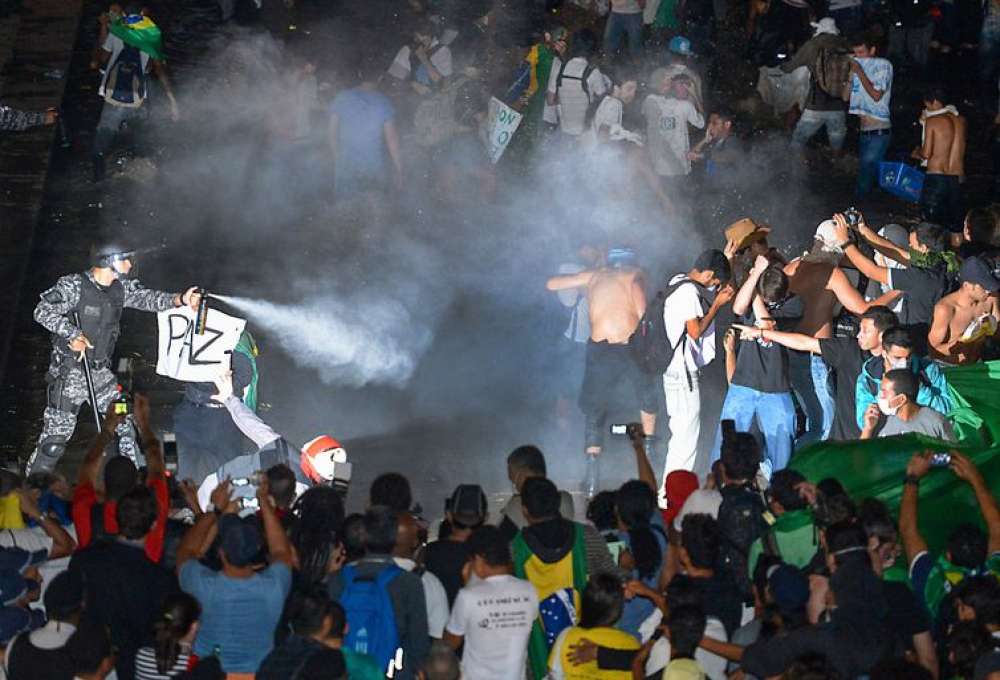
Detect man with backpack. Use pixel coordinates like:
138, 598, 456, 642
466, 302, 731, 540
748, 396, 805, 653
545, 29, 610, 140
714, 429, 770, 607
91, 3, 179, 182
781, 17, 849, 158
327, 506, 429, 680
655, 249, 733, 497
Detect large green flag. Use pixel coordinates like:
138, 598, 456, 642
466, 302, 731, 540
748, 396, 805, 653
790, 360, 1000, 552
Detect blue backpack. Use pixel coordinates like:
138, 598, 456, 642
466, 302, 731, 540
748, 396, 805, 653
340, 564, 403, 675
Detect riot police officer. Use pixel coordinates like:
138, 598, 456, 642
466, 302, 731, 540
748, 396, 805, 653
27, 242, 201, 473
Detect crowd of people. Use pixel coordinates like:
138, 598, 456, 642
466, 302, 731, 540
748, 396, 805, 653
2, 0, 1000, 675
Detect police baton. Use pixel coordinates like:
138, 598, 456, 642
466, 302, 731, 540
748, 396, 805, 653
71, 312, 103, 431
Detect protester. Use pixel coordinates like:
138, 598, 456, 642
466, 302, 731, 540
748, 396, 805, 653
914, 84, 968, 233
176, 477, 294, 674
929, 256, 1000, 365
660, 249, 733, 484
443, 525, 537, 679
847, 31, 894, 196
861, 368, 957, 440
546, 29, 609, 139
425, 484, 487, 605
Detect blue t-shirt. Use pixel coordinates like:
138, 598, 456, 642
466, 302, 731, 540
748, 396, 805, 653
849, 57, 893, 124
329, 88, 395, 185
617, 513, 669, 639
180, 560, 292, 673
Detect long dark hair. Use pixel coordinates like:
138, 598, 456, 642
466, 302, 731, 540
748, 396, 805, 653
290, 486, 345, 585
615, 481, 662, 580
153, 593, 200, 674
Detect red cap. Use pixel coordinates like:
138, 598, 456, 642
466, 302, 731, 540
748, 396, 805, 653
661, 470, 699, 524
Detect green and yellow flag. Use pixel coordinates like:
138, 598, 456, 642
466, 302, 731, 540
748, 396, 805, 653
791, 360, 1000, 552
109, 14, 165, 61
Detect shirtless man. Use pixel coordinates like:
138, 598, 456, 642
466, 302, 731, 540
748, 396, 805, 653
546, 247, 658, 495
913, 85, 967, 235
780, 219, 901, 444
929, 256, 1000, 365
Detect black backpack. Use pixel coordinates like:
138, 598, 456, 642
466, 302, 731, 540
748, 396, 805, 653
104, 44, 147, 108
717, 484, 770, 602
629, 278, 708, 380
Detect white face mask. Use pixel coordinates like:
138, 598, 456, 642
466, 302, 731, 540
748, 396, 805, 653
887, 357, 908, 371
878, 396, 899, 416
707, 284, 719, 293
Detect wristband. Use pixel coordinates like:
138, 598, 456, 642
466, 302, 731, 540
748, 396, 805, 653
903, 474, 920, 487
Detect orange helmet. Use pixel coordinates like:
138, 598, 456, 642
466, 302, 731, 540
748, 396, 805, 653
300, 435, 347, 483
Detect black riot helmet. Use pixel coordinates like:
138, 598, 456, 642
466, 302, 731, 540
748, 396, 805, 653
90, 241, 137, 277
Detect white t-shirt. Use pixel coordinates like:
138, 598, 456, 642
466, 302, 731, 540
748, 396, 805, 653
642, 94, 704, 176
99, 34, 151, 99
672, 488, 723, 532
0, 525, 75, 608
387, 42, 453, 82
445, 574, 538, 680
547, 57, 610, 136
591, 95, 624, 139
639, 609, 728, 679
663, 275, 716, 375
394, 557, 450, 638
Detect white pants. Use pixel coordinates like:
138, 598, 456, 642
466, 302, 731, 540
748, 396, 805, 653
660, 369, 701, 505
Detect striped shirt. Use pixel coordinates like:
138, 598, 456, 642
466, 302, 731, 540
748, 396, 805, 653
134, 646, 192, 680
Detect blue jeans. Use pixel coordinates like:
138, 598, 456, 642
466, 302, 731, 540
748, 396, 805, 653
789, 351, 834, 448
857, 129, 891, 195
791, 109, 846, 152
604, 12, 643, 59
711, 385, 796, 479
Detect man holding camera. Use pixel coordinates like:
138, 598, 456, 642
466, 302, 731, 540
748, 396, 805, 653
28, 242, 201, 474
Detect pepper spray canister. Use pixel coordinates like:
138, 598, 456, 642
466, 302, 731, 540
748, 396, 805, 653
195, 288, 209, 335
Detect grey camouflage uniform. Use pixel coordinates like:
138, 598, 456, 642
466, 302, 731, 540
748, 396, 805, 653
27, 271, 178, 473
0, 104, 47, 131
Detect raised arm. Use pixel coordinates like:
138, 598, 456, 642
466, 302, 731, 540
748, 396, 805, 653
257, 476, 294, 566
546, 270, 595, 291
733, 256, 769, 317
687, 284, 734, 341
17, 489, 76, 559
850, 61, 886, 102
855, 217, 911, 265
77, 404, 123, 487
627, 425, 657, 493
176, 481, 233, 571
900, 453, 931, 564
212, 372, 280, 450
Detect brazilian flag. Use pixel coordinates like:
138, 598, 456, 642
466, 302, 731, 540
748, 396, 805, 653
791, 360, 1000, 551
109, 14, 165, 61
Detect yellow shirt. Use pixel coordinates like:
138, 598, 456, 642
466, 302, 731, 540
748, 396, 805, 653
549, 626, 640, 680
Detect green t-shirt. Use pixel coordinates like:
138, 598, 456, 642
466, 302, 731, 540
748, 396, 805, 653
343, 648, 384, 680
747, 509, 818, 576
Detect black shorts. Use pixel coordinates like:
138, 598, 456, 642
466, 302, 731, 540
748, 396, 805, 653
578, 340, 659, 417
920, 173, 964, 233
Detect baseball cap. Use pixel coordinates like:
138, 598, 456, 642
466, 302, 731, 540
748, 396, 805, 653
0, 547, 47, 574
672, 489, 723, 532
767, 563, 810, 616
668, 36, 693, 56
0, 570, 38, 606
725, 218, 771, 252
447, 484, 487, 528
661, 470, 699, 525
217, 514, 262, 567
960, 256, 1000, 293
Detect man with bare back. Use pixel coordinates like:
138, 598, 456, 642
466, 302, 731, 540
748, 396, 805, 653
929, 256, 1000, 365
546, 248, 658, 496
781, 219, 901, 445
913, 85, 967, 234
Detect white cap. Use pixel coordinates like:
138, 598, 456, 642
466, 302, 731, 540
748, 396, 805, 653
811, 17, 839, 35
814, 219, 844, 253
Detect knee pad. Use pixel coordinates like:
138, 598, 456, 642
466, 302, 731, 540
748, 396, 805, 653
28, 437, 68, 474
584, 415, 604, 450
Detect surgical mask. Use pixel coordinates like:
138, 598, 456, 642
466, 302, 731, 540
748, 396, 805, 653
887, 357, 908, 370
707, 284, 719, 293
878, 396, 899, 416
